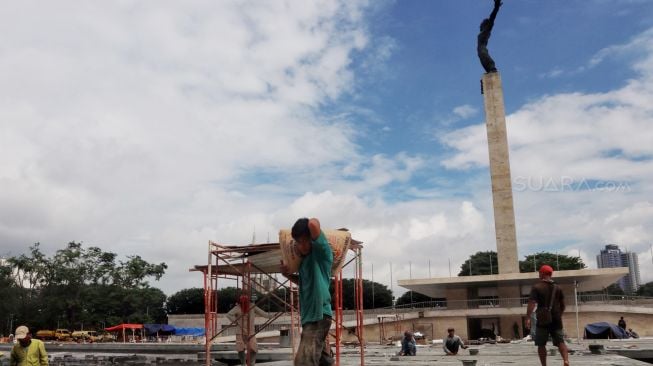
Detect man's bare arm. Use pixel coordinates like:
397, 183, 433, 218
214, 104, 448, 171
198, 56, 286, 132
525, 299, 536, 328
280, 260, 299, 284
308, 218, 321, 240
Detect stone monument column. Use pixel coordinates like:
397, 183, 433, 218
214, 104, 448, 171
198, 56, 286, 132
482, 72, 519, 274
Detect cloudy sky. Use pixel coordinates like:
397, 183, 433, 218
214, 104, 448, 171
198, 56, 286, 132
2, 0, 653, 296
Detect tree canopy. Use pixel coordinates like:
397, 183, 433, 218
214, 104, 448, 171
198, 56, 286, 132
458, 250, 586, 276
458, 251, 499, 276
329, 279, 392, 309
395, 291, 440, 306
519, 252, 585, 272
167, 288, 205, 315
637, 281, 653, 297
2, 241, 167, 334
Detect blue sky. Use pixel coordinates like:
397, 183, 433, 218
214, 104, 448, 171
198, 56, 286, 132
2, 1, 653, 295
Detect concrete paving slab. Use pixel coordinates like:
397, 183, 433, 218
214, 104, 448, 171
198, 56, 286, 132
2, 339, 652, 365
263, 341, 653, 366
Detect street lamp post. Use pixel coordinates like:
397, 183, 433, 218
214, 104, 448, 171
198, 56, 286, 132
371, 263, 375, 309
409, 261, 413, 306
489, 253, 493, 274
574, 280, 580, 344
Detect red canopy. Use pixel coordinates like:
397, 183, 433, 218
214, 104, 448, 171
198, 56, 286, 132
104, 323, 143, 332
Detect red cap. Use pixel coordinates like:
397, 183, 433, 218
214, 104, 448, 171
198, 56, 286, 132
539, 265, 553, 275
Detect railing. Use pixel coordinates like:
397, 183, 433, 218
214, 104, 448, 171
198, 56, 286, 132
378, 295, 653, 311
379, 297, 527, 311
577, 294, 653, 305
212, 295, 653, 335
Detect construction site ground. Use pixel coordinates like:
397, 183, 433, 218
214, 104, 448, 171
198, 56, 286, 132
2, 338, 653, 365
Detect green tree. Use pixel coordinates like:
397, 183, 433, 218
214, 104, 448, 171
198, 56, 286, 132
0, 260, 19, 335
167, 288, 205, 314
329, 279, 392, 309
637, 282, 653, 297
359, 279, 393, 309
118, 287, 167, 324
458, 251, 586, 276
256, 287, 290, 313
458, 251, 498, 276
113, 255, 167, 288
519, 252, 585, 272
217, 287, 241, 313
395, 291, 438, 306
5, 241, 168, 330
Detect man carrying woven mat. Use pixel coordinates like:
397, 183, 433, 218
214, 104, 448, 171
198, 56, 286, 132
281, 217, 334, 366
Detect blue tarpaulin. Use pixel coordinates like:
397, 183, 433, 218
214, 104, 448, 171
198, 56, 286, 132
144, 324, 176, 335
174, 327, 205, 336
584, 322, 628, 339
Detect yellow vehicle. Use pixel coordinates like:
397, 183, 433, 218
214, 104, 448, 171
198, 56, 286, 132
35, 329, 72, 341
97, 332, 116, 342
71, 330, 100, 342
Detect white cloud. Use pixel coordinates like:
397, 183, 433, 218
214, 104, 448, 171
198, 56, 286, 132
0, 1, 377, 292
452, 105, 478, 119
539, 67, 564, 79
3, 2, 653, 298
0, 1, 441, 295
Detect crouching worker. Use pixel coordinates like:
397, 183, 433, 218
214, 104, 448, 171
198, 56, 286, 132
443, 327, 468, 355
399, 330, 416, 356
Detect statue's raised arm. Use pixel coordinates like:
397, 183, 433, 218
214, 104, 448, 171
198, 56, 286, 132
488, 0, 501, 25
477, 0, 502, 73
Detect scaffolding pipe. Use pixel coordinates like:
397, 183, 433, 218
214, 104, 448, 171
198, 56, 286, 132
356, 247, 365, 365
204, 241, 212, 366
334, 269, 342, 365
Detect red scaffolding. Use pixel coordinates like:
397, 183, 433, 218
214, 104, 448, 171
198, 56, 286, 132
192, 237, 365, 366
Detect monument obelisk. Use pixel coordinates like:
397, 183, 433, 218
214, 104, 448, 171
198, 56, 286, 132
482, 72, 519, 274
478, 0, 519, 274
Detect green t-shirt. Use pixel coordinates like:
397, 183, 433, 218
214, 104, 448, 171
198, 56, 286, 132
298, 230, 333, 325
10, 339, 48, 366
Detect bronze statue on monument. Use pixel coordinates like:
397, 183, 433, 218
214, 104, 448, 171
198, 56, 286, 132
477, 0, 502, 73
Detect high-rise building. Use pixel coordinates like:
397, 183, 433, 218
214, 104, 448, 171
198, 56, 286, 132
597, 244, 641, 294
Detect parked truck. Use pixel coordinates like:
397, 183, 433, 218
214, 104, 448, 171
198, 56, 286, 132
35, 329, 72, 341
71, 330, 100, 343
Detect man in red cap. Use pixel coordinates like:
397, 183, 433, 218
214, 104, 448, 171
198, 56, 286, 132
526, 265, 570, 366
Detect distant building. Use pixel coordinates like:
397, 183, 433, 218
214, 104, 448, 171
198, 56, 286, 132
252, 273, 276, 294
597, 244, 641, 294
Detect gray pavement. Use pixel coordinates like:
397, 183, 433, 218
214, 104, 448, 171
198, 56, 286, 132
261, 339, 653, 365
2, 339, 652, 365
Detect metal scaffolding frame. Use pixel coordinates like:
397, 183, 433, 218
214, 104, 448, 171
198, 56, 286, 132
192, 238, 365, 366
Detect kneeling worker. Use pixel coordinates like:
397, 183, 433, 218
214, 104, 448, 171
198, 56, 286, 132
443, 327, 468, 355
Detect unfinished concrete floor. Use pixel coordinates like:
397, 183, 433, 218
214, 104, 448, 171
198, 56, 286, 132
258, 339, 653, 366
2, 339, 652, 365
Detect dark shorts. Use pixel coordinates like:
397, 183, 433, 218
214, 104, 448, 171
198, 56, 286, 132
446, 342, 460, 354
295, 317, 333, 366
534, 326, 565, 347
